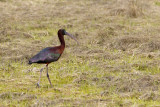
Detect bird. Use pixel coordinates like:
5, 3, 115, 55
28, 29, 78, 88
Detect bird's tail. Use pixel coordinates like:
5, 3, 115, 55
28, 61, 32, 65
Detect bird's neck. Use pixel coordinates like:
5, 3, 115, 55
58, 34, 65, 48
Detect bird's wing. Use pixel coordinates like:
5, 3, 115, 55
29, 47, 61, 64
44, 52, 61, 62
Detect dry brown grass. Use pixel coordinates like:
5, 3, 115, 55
0, 0, 160, 106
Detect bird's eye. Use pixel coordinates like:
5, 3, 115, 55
62, 30, 66, 35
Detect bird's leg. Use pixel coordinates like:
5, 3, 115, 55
46, 64, 53, 87
36, 67, 44, 88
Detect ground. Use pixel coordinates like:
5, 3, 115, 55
0, 0, 160, 106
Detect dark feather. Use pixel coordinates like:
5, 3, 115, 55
29, 47, 61, 64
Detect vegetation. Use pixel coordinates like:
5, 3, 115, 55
0, 0, 160, 106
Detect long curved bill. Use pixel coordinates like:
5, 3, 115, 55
65, 31, 79, 44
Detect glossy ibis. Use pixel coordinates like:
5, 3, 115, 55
29, 29, 78, 87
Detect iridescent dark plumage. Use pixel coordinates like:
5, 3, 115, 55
29, 47, 61, 64
29, 29, 78, 88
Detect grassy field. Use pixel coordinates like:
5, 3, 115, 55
0, 0, 160, 106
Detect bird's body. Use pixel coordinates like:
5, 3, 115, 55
29, 46, 63, 64
29, 29, 78, 88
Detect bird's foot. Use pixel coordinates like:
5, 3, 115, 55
36, 83, 40, 88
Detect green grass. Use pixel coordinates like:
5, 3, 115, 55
155, 1, 160, 6
1, 54, 157, 106
0, 56, 105, 106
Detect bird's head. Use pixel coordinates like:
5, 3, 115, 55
58, 29, 79, 44
58, 29, 67, 35
61, 29, 66, 35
